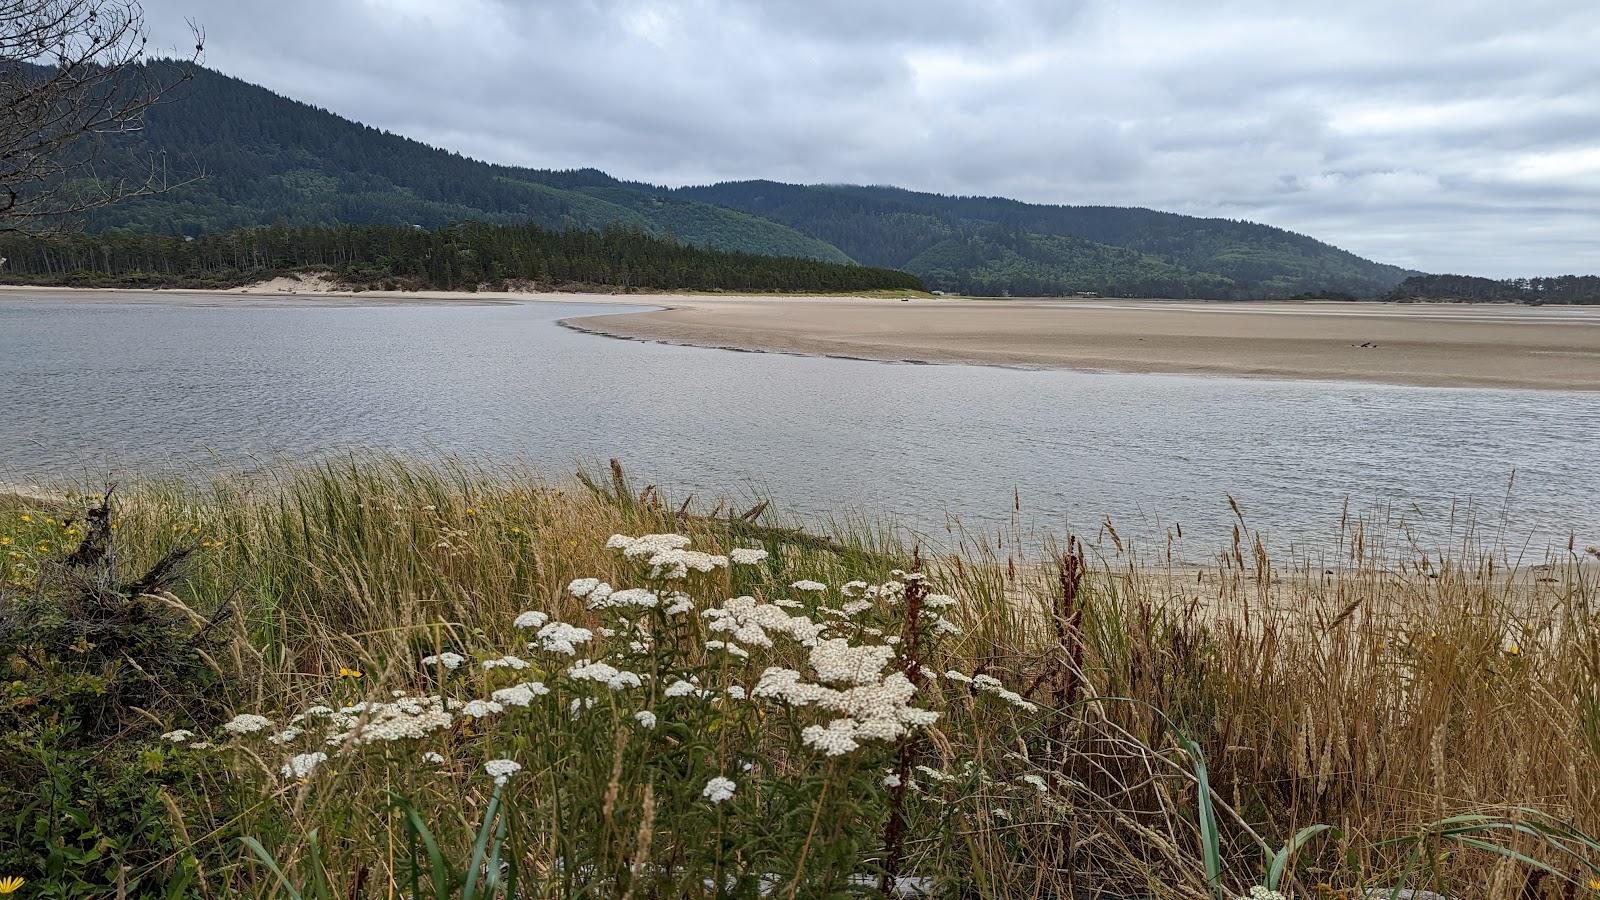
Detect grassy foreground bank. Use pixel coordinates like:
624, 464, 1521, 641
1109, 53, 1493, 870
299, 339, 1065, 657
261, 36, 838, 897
2, 459, 1598, 898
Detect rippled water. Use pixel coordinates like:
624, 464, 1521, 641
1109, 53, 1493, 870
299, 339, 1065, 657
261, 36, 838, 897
2, 296, 1596, 555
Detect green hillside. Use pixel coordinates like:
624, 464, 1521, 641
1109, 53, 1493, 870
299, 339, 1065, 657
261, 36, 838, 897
86, 63, 852, 264
62, 62, 1420, 298
675, 181, 1418, 298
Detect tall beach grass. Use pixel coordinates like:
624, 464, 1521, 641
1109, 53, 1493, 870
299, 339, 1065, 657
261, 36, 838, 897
2, 457, 1597, 898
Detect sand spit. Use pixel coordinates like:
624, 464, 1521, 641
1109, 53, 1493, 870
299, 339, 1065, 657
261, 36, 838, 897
564, 296, 1600, 391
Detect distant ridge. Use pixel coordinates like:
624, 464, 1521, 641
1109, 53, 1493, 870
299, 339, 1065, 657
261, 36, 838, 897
80, 62, 1417, 299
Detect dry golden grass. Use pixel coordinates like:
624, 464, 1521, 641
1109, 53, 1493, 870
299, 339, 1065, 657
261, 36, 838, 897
3, 457, 1597, 898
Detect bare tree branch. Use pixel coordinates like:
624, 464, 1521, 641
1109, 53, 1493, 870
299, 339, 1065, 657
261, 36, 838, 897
0, 1, 203, 235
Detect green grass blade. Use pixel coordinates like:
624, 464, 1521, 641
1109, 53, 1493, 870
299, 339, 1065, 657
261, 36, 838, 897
462, 784, 504, 900
394, 794, 453, 900
239, 836, 306, 900
1183, 738, 1223, 899
1266, 823, 1335, 889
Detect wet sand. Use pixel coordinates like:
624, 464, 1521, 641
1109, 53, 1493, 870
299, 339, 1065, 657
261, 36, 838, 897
565, 296, 1600, 391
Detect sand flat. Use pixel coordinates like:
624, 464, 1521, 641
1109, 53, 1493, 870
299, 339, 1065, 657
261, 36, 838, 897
7, 287, 1599, 390
565, 297, 1600, 391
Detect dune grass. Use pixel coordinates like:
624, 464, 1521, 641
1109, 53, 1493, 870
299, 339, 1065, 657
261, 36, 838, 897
2, 457, 1598, 898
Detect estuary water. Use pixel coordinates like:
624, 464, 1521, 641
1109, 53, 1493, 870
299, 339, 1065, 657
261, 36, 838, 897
2, 295, 1596, 556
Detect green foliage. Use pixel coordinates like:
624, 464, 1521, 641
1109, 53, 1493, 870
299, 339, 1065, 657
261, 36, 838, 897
0, 221, 924, 293
76, 62, 852, 264
0, 496, 233, 897
1392, 273, 1600, 304
30, 61, 1424, 299
677, 180, 1420, 298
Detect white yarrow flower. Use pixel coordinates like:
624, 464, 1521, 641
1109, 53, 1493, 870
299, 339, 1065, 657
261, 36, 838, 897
421, 651, 466, 670
281, 752, 328, 780
664, 679, 698, 698
491, 682, 548, 707
729, 547, 769, 565
223, 713, 272, 735
533, 621, 594, 655
484, 758, 522, 786
702, 775, 737, 804
160, 729, 195, 743
513, 610, 549, 629
634, 710, 657, 729
461, 699, 504, 718
568, 660, 643, 690
267, 726, 302, 745
482, 655, 529, 670
791, 579, 827, 592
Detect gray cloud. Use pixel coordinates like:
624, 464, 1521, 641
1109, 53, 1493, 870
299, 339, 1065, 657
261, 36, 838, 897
143, 0, 1600, 276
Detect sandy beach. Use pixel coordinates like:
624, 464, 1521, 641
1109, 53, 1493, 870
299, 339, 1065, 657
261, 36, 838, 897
6, 286, 1600, 390
565, 296, 1600, 391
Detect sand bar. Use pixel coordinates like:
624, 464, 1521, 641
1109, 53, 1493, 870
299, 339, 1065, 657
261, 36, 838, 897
565, 296, 1600, 391
6, 286, 1600, 390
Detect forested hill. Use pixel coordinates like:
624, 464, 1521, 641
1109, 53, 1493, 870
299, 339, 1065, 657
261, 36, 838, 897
68, 62, 1420, 298
675, 182, 1418, 298
86, 63, 852, 263
1390, 273, 1600, 304
0, 223, 923, 294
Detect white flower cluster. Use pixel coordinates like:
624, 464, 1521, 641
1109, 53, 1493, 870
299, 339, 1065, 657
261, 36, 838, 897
568, 659, 644, 691
607, 533, 728, 579
664, 677, 708, 698
281, 751, 328, 780
513, 610, 549, 629
323, 694, 456, 744
1236, 890, 1287, 900
223, 714, 272, 734
421, 651, 466, 670
591, 587, 658, 610
702, 775, 737, 804
491, 682, 549, 707
968, 674, 1038, 711
703, 595, 826, 649
484, 758, 522, 786
267, 726, 302, 745
751, 639, 938, 757
202, 531, 966, 810
482, 655, 529, 670
160, 729, 195, 743
533, 621, 594, 655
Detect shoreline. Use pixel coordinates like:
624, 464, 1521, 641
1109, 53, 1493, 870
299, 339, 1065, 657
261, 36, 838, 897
564, 296, 1600, 391
6, 285, 1600, 390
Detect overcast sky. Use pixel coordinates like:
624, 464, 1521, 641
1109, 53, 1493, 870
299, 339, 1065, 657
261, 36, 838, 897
143, 1, 1600, 277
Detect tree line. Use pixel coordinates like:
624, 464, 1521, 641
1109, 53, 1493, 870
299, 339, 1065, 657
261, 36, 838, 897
1390, 274, 1600, 305
0, 221, 925, 293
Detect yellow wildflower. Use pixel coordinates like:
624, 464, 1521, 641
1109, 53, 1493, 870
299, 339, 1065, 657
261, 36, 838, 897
338, 666, 363, 679
0, 536, 9, 546
18, 514, 30, 523
0, 876, 23, 894
464, 508, 477, 517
